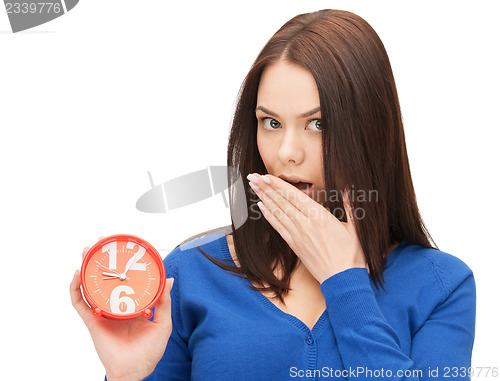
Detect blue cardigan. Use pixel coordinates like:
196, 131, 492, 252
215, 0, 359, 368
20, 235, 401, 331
139, 233, 475, 380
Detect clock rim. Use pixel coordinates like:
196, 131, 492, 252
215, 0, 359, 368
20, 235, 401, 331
80, 234, 166, 320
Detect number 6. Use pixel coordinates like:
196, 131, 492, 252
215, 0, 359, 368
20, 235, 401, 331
110, 285, 135, 314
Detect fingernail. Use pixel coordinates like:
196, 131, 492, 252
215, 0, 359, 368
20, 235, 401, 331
246, 173, 259, 184
249, 181, 260, 192
261, 175, 271, 184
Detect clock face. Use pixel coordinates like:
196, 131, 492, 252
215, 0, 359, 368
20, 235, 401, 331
81, 235, 165, 319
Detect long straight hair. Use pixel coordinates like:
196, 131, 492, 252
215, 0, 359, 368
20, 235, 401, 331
179, 9, 437, 303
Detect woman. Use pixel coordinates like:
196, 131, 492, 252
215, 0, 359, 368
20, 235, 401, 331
70, 9, 475, 380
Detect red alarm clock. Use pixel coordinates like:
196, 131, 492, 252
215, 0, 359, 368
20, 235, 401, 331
80, 234, 166, 320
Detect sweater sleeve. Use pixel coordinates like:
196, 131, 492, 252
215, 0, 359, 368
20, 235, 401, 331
320, 266, 476, 381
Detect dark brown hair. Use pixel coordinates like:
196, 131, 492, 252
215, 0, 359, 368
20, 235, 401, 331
177, 9, 437, 303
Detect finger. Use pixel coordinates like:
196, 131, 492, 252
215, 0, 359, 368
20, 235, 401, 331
255, 177, 304, 224
69, 270, 94, 323
262, 174, 320, 217
82, 246, 90, 261
257, 199, 293, 246
250, 175, 305, 241
152, 278, 174, 327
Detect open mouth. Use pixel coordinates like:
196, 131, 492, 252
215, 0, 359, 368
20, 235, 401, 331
284, 180, 313, 192
290, 181, 311, 190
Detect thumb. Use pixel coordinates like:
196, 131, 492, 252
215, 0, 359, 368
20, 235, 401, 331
152, 278, 174, 326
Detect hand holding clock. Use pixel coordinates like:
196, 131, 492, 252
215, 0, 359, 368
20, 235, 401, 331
70, 240, 175, 381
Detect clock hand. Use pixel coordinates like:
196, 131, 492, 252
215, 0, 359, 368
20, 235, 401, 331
120, 252, 141, 280
102, 272, 129, 278
97, 263, 120, 275
102, 273, 130, 281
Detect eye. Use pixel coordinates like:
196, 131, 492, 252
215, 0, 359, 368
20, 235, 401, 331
261, 117, 281, 130
307, 119, 322, 131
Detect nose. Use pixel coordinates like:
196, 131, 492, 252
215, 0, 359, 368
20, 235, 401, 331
277, 127, 305, 165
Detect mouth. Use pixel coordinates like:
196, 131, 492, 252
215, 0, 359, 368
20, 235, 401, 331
287, 181, 312, 191
279, 176, 314, 195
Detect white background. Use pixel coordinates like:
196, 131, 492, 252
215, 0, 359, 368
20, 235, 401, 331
1, 1, 499, 379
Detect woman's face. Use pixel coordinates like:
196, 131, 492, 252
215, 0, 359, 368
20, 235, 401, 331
256, 59, 326, 204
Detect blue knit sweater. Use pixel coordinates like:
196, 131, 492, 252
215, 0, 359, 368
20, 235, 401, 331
140, 233, 475, 380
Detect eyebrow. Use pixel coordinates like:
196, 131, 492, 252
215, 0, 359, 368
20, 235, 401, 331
255, 106, 321, 119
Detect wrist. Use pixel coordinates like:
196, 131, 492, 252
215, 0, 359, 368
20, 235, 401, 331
319, 264, 368, 285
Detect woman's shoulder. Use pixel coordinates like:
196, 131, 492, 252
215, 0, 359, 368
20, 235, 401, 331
162, 226, 232, 276
390, 240, 474, 296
